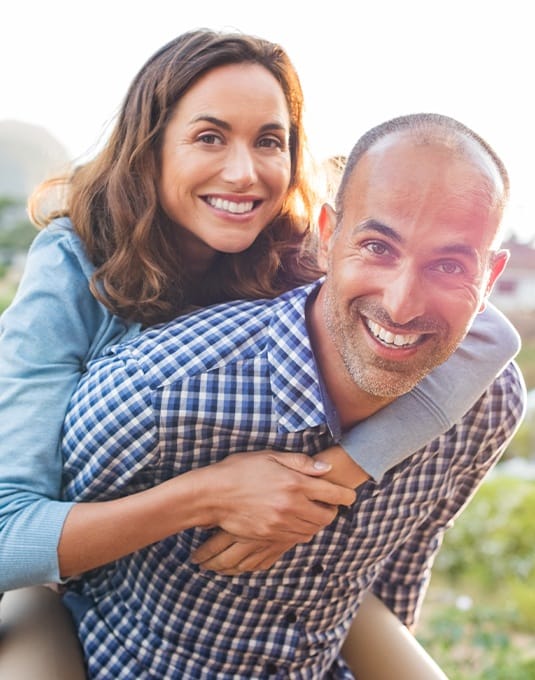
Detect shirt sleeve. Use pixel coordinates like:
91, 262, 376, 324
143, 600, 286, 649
62, 352, 159, 502
340, 304, 521, 481
0, 227, 104, 589
369, 361, 526, 628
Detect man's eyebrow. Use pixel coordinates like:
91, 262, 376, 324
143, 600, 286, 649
434, 243, 479, 262
353, 220, 403, 243
353, 220, 479, 261
190, 115, 287, 134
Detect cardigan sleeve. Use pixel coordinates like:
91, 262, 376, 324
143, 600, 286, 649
0, 223, 138, 590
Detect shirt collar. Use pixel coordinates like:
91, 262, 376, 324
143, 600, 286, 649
267, 281, 333, 433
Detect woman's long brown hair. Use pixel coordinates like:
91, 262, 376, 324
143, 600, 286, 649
29, 29, 323, 325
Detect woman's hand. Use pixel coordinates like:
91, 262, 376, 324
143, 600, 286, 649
205, 449, 356, 543
191, 531, 293, 575
191, 446, 368, 574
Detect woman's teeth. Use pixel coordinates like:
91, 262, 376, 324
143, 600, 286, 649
206, 197, 254, 214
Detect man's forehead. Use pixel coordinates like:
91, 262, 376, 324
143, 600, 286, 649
343, 129, 505, 207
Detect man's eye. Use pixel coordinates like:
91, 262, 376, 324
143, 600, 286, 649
434, 261, 464, 275
364, 241, 390, 256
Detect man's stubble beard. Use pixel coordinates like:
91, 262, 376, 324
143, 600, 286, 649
323, 293, 462, 400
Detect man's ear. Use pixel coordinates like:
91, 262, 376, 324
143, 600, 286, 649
479, 249, 509, 312
318, 203, 337, 270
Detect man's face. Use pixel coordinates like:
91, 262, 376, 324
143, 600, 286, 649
318, 131, 508, 401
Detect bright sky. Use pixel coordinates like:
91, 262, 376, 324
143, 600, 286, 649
3, 0, 534, 241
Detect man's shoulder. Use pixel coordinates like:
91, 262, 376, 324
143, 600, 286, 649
115, 282, 319, 385
459, 359, 526, 453
488, 359, 526, 425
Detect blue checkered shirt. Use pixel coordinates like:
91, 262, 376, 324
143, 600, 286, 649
62, 282, 525, 679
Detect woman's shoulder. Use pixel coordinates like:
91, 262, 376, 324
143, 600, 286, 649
30, 217, 95, 281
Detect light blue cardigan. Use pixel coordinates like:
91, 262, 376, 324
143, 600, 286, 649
0, 218, 520, 591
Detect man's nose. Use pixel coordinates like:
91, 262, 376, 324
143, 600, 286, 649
382, 265, 427, 325
221, 143, 257, 188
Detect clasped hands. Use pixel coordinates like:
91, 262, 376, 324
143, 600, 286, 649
191, 446, 368, 576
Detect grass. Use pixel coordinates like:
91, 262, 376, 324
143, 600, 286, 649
417, 475, 535, 679
418, 597, 535, 679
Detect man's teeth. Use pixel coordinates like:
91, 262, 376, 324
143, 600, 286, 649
206, 197, 254, 214
366, 320, 421, 347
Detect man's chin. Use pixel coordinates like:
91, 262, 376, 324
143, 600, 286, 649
353, 368, 432, 400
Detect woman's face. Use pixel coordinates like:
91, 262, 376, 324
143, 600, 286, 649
158, 62, 293, 270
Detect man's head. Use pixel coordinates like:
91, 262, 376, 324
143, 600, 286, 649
314, 113, 509, 410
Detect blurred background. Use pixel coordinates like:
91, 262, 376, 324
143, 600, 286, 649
1, 1, 534, 677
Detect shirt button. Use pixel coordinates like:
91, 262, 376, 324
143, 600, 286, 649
311, 562, 324, 575
284, 610, 297, 624
265, 662, 278, 675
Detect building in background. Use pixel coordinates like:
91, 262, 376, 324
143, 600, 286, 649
491, 239, 535, 313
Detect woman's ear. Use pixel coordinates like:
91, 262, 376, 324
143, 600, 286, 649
318, 203, 337, 270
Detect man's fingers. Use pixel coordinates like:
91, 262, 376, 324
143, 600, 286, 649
268, 452, 357, 507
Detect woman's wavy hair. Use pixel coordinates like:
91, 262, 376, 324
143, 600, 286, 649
29, 29, 323, 325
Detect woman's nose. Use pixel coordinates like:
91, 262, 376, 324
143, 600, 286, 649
221, 143, 257, 188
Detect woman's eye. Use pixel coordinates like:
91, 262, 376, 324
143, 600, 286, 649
197, 133, 223, 145
258, 137, 284, 150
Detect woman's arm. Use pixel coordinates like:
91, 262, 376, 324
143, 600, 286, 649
0, 223, 138, 590
58, 353, 356, 578
58, 449, 355, 577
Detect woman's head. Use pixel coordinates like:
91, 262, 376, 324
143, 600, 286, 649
118, 29, 310, 215
30, 29, 321, 324
157, 60, 293, 267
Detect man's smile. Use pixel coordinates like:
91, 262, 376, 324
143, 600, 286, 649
365, 318, 424, 349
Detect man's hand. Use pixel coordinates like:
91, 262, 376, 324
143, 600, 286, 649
192, 446, 368, 574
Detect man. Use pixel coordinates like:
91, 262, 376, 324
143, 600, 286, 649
60, 113, 525, 679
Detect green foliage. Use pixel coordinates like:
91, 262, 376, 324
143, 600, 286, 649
506, 418, 535, 460
508, 311, 535, 391
0, 218, 37, 251
0, 196, 19, 211
0, 288, 18, 314
0, 194, 37, 254
433, 476, 535, 606
419, 604, 535, 679
516, 340, 535, 391
419, 474, 535, 678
